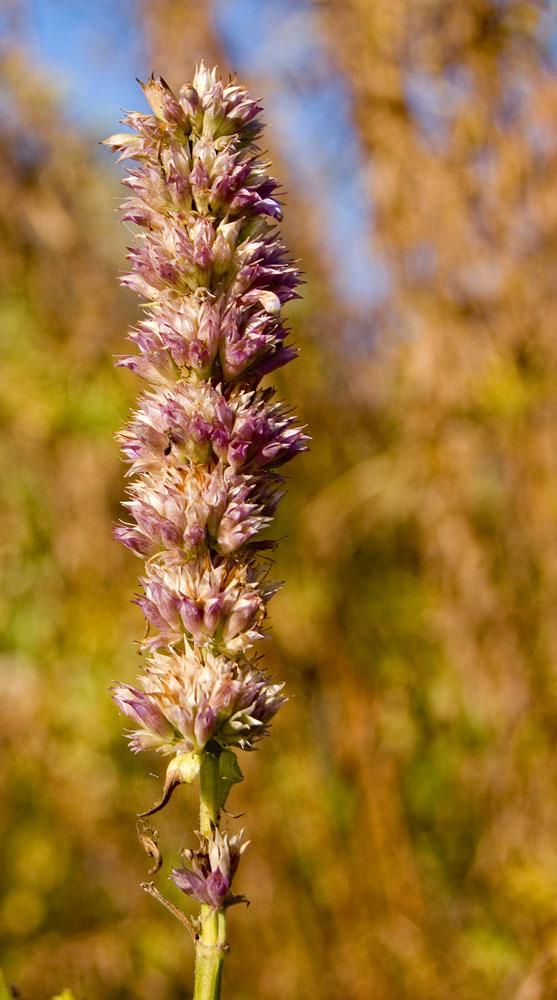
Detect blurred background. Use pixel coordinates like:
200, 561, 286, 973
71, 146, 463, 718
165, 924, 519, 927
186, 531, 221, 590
2, 1, 557, 997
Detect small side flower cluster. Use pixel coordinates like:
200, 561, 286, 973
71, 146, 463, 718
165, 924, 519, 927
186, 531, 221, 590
172, 828, 248, 910
106, 63, 305, 922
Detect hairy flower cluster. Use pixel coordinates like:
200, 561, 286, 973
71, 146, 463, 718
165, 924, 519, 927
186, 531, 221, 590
172, 828, 248, 910
112, 648, 285, 753
107, 66, 305, 781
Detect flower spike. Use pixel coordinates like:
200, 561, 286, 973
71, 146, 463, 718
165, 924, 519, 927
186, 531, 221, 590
108, 62, 306, 999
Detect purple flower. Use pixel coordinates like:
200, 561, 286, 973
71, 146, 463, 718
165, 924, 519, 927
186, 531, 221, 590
111, 682, 176, 753
108, 65, 304, 917
112, 648, 286, 754
171, 829, 248, 909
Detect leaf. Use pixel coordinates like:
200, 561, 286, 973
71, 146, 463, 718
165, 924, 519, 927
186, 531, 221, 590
217, 749, 244, 812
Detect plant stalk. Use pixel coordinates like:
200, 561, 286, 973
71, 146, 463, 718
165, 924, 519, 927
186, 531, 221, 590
193, 747, 227, 1000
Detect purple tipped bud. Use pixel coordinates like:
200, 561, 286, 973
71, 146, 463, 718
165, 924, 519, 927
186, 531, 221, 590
194, 705, 218, 748
171, 867, 213, 905
135, 595, 175, 633
113, 523, 156, 557
204, 594, 226, 634
206, 869, 230, 909
111, 683, 173, 739
190, 160, 211, 213
183, 524, 206, 552
179, 84, 203, 126
178, 597, 204, 638
162, 92, 189, 129
223, 594, 261, 641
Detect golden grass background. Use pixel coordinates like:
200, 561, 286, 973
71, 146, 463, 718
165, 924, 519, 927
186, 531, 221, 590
2, 2, 557, 997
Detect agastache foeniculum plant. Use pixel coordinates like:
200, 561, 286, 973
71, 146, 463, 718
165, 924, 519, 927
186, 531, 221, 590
105, 63, 307, 1000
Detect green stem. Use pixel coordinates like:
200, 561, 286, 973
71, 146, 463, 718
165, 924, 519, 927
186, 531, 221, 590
193, 746, 227, 1000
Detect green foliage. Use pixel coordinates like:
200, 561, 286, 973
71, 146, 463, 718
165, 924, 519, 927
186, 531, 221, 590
217, 750, 244, 814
